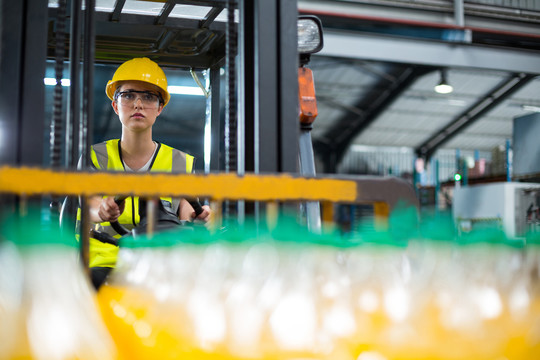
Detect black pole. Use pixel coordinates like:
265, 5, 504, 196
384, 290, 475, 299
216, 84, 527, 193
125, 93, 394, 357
50, 0, 67, 217
67, 0, 82, 169
79, 0, 96, 270
81, 0, 95, 169
224, 0, 237, 220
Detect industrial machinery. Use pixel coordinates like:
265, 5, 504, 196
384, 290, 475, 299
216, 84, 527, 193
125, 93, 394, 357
453, 182, 540, 239
453, 112, 540, 240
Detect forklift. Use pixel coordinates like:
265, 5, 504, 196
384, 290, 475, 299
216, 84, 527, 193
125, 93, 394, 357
0, 0, 418, 263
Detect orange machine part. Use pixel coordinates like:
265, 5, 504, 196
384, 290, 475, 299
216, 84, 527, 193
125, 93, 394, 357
298, 66, 318, 125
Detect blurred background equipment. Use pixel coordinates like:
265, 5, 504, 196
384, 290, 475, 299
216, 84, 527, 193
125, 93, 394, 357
453, 182, 540, 239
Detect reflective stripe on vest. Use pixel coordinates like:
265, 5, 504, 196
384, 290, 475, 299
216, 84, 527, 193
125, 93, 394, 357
79, 139, 194, 268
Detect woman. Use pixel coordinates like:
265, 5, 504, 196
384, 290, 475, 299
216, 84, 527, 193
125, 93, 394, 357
83, 57, 211, 289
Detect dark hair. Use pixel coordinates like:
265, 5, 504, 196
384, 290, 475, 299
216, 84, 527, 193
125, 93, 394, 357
113, 86, 122, 102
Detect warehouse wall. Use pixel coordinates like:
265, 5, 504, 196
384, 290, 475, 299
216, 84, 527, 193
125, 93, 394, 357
338, 145, 495, 185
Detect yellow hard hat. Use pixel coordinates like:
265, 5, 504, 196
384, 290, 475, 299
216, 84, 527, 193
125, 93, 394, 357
106, 57, 171, 107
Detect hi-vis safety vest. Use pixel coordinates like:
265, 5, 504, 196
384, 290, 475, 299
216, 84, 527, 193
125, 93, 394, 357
77, 139, 194, 268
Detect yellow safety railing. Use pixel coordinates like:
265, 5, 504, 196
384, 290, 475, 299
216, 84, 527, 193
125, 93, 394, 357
0, 166, 418, 210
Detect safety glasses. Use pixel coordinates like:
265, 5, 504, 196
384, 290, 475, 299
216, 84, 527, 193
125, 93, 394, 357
116, 90, 162, 108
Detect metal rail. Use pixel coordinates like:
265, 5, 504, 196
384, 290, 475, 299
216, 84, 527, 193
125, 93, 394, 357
0, 167, 418, 210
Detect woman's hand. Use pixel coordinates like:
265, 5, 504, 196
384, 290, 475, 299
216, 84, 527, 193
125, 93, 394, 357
192, 204, 212, 223
90, 196, 125, 223
179, 199, 212, 224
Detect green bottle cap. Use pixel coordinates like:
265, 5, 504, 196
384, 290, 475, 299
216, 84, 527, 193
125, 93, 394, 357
419, 213, 457, 242
526, 231, 540, 247
1, 208, 77, 249
457, 227, 507, 246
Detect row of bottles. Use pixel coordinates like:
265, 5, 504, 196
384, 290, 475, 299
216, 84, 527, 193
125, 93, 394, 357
97, 212, 540, 360
1, 207, 539, 359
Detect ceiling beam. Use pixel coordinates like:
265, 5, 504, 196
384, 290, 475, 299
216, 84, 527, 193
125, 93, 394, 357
321, 30, 540, 74
300, 0, 540, 29
415, 73, 536, 160
110, 0, 126, 22
200, 6, 224, 28
155, 1, 175, 25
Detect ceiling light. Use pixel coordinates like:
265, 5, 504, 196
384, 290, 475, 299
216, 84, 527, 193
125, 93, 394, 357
434, 70, 453, 94
44, 78, 70, 86
167, 86, 205, 96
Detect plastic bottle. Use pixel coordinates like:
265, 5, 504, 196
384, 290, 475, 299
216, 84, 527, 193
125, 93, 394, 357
346, 227, 414, 360
508, 231, 540, 359
0, 240, 24, 357
98, 225, 219, 360
0, 209, 118, 360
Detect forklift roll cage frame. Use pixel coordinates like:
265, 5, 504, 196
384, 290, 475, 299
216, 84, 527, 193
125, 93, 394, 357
0, 0, 419, 246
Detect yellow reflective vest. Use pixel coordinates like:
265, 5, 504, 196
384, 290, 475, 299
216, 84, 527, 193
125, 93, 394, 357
78, 139, 194, 268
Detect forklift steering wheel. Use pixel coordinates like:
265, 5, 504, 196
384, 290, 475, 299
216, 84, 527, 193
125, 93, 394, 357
109, 196, 205, 236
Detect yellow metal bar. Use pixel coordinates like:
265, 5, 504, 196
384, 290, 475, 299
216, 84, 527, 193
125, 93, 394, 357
0, 166, 357, 202
321, 200, 334, 224
373, 201, 390, 230
321, 200, 336, 232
